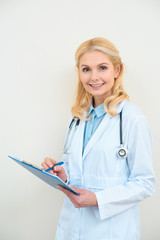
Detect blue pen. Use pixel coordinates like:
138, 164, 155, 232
45, 161, 64, 172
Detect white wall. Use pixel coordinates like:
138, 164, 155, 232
0, 0, 160, 239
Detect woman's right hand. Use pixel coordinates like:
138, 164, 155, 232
41, 157, 67, 183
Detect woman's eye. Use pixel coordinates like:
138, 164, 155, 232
83, 68, 89, 72
100, 66, 107, 70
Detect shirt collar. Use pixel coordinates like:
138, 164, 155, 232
88, 99, 127, 118
88, 102, 106, 118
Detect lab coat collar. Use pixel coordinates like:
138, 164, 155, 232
115, 99, 127, 115
105, 99, 127, 118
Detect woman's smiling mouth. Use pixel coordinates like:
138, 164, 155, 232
89, 83, 104, 88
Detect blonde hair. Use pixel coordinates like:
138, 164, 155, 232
71, 37, 129, 120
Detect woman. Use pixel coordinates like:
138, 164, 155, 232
41, 37, 155, 240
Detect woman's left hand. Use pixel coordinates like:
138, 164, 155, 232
58, 185, 98, 208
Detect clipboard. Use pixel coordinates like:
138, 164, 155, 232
8, 155, 79, 195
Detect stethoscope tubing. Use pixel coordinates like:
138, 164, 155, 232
62, 111, 128, 158
63, 118, 80, 154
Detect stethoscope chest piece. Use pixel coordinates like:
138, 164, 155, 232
117, 145, 128, 159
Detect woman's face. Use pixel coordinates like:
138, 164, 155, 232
79, 50, 120, 107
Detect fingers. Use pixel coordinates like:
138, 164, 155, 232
58, 185, 80, 196
41, 158, 67, 182
41, 157, 56, 170
68, 185, 82, 195
58, 186, 73, 198
68, 185, 80, 192
58, 185, 81, 208
45, 157, 57, 167
41, 162, 48, 170
54, 165, 63, 172
41, 157, 58, 175
49, 165, 64, 176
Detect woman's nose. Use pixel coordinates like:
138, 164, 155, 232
91, 70, 99, 81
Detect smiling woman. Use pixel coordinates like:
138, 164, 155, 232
79, 50, 120, 108
41, 37, 155, 240
72, 37, 129, 119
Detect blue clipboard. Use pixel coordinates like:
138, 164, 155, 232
8, 155, 79, 195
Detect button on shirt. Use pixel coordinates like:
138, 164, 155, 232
83, 103, 106, 154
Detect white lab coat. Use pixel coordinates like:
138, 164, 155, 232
55, 100, 155, 240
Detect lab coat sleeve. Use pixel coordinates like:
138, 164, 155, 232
95, 115, 155, 220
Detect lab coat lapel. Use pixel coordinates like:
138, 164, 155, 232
82, 113, 112, 160
82, 100, 126, 160
72, 119, 85, 170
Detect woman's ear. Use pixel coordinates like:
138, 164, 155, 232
114, 65, 121, 78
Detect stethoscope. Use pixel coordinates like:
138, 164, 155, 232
116, 111, 129, 159
62, 111, 128, 159
62, 117, 80, 155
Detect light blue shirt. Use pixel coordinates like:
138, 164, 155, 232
83, 103, 106, 154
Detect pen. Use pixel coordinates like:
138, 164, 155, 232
45, 161, 64, 172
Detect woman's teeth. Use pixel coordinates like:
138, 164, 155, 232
90, 83, 103, 87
